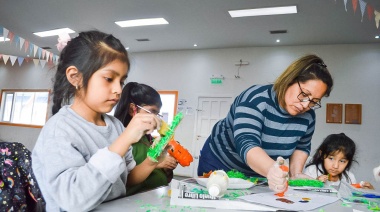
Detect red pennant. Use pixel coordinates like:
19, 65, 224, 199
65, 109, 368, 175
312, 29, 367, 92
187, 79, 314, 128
367, 5, 374, 21
24, 40, 30, 52
8, 31, 15, 43
352, 0, 358, 13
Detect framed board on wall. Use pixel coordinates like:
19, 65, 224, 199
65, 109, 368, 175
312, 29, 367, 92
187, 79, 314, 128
326, 103, 343, 123
345, 104, 362, 124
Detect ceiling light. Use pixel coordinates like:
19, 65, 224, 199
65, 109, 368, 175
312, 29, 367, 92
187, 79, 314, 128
376, 35, 379, 39
229, 6, 297, 18
115, 18, 168, 28
193, 44, 198, 47
34, 28, 75, 37
0, 37, 10, 42
276, 39, 280, 43
125, 47, 130, 50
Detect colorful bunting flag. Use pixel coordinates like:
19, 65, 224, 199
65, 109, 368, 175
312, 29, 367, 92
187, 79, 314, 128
0, 25, 59, 69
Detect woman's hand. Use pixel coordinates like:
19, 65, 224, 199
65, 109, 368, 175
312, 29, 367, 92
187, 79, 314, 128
157, 155, 178, 169
267, 161, 288, 193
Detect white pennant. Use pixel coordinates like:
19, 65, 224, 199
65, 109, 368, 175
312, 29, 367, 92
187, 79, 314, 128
33, 59, 39, 67
9, 56, 17, 66
3, 55, 10, 64
40, 60, 47, 69
33, 44, 38, 57
344, 0, 348, 11
19, 37, 25, 50
3, 28, 9, 41
375, 10, 380, 29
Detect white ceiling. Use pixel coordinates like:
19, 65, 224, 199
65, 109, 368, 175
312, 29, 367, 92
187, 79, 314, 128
0, 0, 379, 58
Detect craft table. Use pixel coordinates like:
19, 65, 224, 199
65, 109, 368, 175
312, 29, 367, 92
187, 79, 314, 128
93, 184, 374, 212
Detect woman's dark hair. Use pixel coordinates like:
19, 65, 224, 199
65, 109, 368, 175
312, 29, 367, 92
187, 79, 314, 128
114, 82, 162, 127
274, 54, 334, 108
306, 133, 357, 182
52, 30, 130, 115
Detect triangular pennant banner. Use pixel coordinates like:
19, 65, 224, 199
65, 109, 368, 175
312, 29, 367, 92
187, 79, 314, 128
3, 28, 9, 41
33, 45, 38, 57
358, 0, 367, 22
42, 49, 46, 59
37, 47, 42, 59
0, 27, 3, 37
375, 10, 380, 29
40, 60, 47, 69
9, 56, 17, 66
24, 40, 30, 52
19, 37, 25, 50
3, 55, 10, 65
17, 57, 24, 66
352, 0, 358, 13
344, 0, 348, 11
367, 5, 374, 21
33, 59, 39, 67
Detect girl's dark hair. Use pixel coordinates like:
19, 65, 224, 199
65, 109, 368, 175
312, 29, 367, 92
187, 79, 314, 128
306, 133, 357, 182
52, 30, 130, 115
274, 54, 334, 108
113, 82, 162, 127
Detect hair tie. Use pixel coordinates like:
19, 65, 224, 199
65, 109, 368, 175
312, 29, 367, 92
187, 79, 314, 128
56, 33, 71, 52
317, 62, 327, 68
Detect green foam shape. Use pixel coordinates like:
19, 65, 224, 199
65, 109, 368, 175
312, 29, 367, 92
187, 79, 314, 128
288, 179, 324, 187
147, 112, 184, 161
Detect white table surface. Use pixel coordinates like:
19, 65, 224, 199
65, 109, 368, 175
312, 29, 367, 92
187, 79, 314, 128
93, 184, 374, 212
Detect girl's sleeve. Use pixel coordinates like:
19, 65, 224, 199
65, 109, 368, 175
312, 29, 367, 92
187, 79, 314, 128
34, 136, 127, 211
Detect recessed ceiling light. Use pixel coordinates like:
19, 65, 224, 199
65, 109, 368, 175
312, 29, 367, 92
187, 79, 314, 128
229, 6, 297, 18
125, 47, 130, 50
115, 18, 169, 28
34, 28, 75, 37
193, 44, 198, 47
0, 37, 10, 42
376, 35, 379, 39
276, 39, 280, 43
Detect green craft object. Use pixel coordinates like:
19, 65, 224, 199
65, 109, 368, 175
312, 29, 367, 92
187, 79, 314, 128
226, 170, 248, 179
147, 112, 184, 162
288, 179, 324, 187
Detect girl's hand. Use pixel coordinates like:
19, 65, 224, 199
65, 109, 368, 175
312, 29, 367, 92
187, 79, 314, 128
157, 155, 178, 169
122, 113, 161, 145
317, 174, 329, 182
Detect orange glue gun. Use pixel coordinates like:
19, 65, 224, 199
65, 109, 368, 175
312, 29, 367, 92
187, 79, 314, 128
167, 138, 193, 167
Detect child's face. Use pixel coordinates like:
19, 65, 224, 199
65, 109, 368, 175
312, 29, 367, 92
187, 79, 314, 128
323, 151, 349, 177
83, 59, 128, 114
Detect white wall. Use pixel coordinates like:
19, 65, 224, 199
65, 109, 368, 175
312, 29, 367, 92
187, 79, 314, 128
1, 43, 379, 187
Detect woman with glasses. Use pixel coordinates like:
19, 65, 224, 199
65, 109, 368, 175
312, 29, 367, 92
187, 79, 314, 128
197, 54, 333, 194
114, 82, 178, 196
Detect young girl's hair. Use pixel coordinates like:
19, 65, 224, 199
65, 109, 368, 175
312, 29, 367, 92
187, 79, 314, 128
113, 82, 162, 127
306, 133, 357, 182
52, 30, 130, 115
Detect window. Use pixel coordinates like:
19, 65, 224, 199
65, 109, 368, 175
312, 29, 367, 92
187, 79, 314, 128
0, 89, 50, 128
157, 90, 178, 125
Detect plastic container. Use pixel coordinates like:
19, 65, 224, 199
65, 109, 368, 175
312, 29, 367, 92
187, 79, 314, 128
206, 170, 229, 197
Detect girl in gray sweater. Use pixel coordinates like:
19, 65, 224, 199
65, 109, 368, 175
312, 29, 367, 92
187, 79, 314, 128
32, 30, 164, 211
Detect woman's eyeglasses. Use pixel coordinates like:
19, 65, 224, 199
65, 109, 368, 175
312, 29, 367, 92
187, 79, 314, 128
135, 104, 163, 118
297, 81, 322, 110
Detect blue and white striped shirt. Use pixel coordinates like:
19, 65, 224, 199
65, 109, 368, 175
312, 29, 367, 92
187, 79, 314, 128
208, 84, 315, 176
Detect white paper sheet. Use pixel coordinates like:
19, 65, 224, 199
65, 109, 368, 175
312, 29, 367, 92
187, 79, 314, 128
239, 188, 339, 211
169, 179, 277, 211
